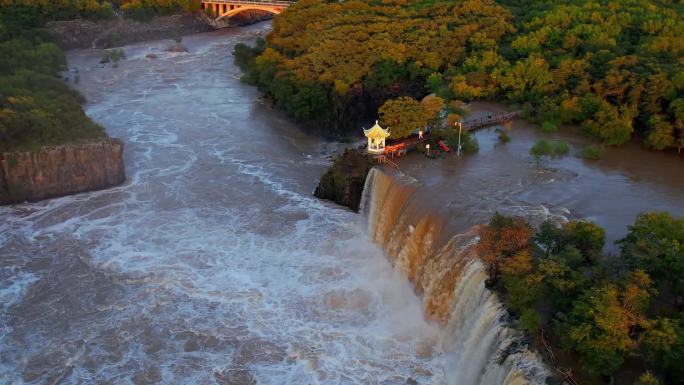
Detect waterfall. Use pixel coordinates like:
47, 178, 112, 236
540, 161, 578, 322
361, 168, 548, 385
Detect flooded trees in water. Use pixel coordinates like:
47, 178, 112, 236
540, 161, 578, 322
529, 139, 569, 163
476, 213, 534, 287
479, 212, 684, 384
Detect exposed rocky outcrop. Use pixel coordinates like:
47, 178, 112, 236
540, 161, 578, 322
165, 42, 188, 52
47, 10, 275, 50
0, 139, 126, 204
46, 13, 212, 50
314, 149, 373, 212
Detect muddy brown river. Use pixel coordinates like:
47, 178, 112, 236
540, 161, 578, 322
399, 101, 684, 245
0, 23, 682, 385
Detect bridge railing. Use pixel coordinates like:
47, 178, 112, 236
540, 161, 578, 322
203, 0, 296, 6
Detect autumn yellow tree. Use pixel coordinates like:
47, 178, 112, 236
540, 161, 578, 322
379, 97, 427, 139
421, 94, 445, 127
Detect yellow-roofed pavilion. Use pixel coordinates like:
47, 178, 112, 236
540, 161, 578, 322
363, 121, 390, 154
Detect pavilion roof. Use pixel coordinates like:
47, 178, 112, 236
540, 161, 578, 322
363, 121, 390, 139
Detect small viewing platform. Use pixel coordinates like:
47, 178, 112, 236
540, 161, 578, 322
361, 110, 521, 165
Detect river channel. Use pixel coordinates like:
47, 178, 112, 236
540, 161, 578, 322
1, 23, 682, 385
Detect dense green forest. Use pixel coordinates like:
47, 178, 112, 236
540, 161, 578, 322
479, 212, 684, 385
0, 11, 104, 151
0, 0, 200, 22
234, 0, 684, 152
0, 1, 112, 151
0, 0, 203, 151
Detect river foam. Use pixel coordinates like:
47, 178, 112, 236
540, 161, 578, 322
362, 168, 549, 385
0, 25, 449, 385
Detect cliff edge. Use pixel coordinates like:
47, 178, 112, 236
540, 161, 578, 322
314, 149, 373, 212
0, 138, 126, 204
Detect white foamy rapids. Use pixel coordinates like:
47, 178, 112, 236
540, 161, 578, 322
440, 261, 547, 385
362, 168, 548, 385
0, 27, 452, 385
0, 270, 38, 340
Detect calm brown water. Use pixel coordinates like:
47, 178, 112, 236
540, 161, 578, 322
0, 23, 682, 385
399, 102, 684, 246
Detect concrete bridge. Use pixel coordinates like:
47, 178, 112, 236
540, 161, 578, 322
201, 0, 295, 20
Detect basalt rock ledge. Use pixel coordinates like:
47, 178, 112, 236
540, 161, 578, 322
314, 149, 373, 212
0, 138, 126, 205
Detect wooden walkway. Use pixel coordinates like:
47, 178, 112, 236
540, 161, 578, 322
386, 133, 433, 149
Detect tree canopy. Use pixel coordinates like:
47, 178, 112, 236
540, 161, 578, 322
379, 97, 427, 139
0, 4, 106, 151
236, 0, 684, 150
481, 212, 684, 384
235, 0, 514, 135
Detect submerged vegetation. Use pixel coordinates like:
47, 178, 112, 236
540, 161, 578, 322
0, 1, 200, 23
579, 144, 604, 160
529, 139, 569, 162
234, 0, 684, 151
100, 48, 127, 67
479, 212, 684, 384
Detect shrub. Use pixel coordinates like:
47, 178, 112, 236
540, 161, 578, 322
99, 49, 126, 67
541, 120, 558, 133
463, 136, 480, 153
579, 144, 604, 160
496, 128, 511, 143
634, 371, 661, 385
530, 139, 553, 160
552, 140, 569, 155
530, 139, 569, 161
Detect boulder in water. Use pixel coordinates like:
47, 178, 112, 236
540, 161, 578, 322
165, 42, 187, 53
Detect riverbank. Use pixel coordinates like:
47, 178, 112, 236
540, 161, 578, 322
4, 10, 272, 205
46, 13, 212, 49
46, 10, 273, 50
314, 100, 683, 241
234, 0, 684, 153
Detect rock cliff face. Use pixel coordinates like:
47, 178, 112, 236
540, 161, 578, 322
0, 139, 126, 204
314, 149, 373, 212
47, 11, 274, 50
46, 13, 212, 49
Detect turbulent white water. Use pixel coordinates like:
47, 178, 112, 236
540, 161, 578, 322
361, 168, 548, 385
2, 14, 684, 385
0, 25, 530, 385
